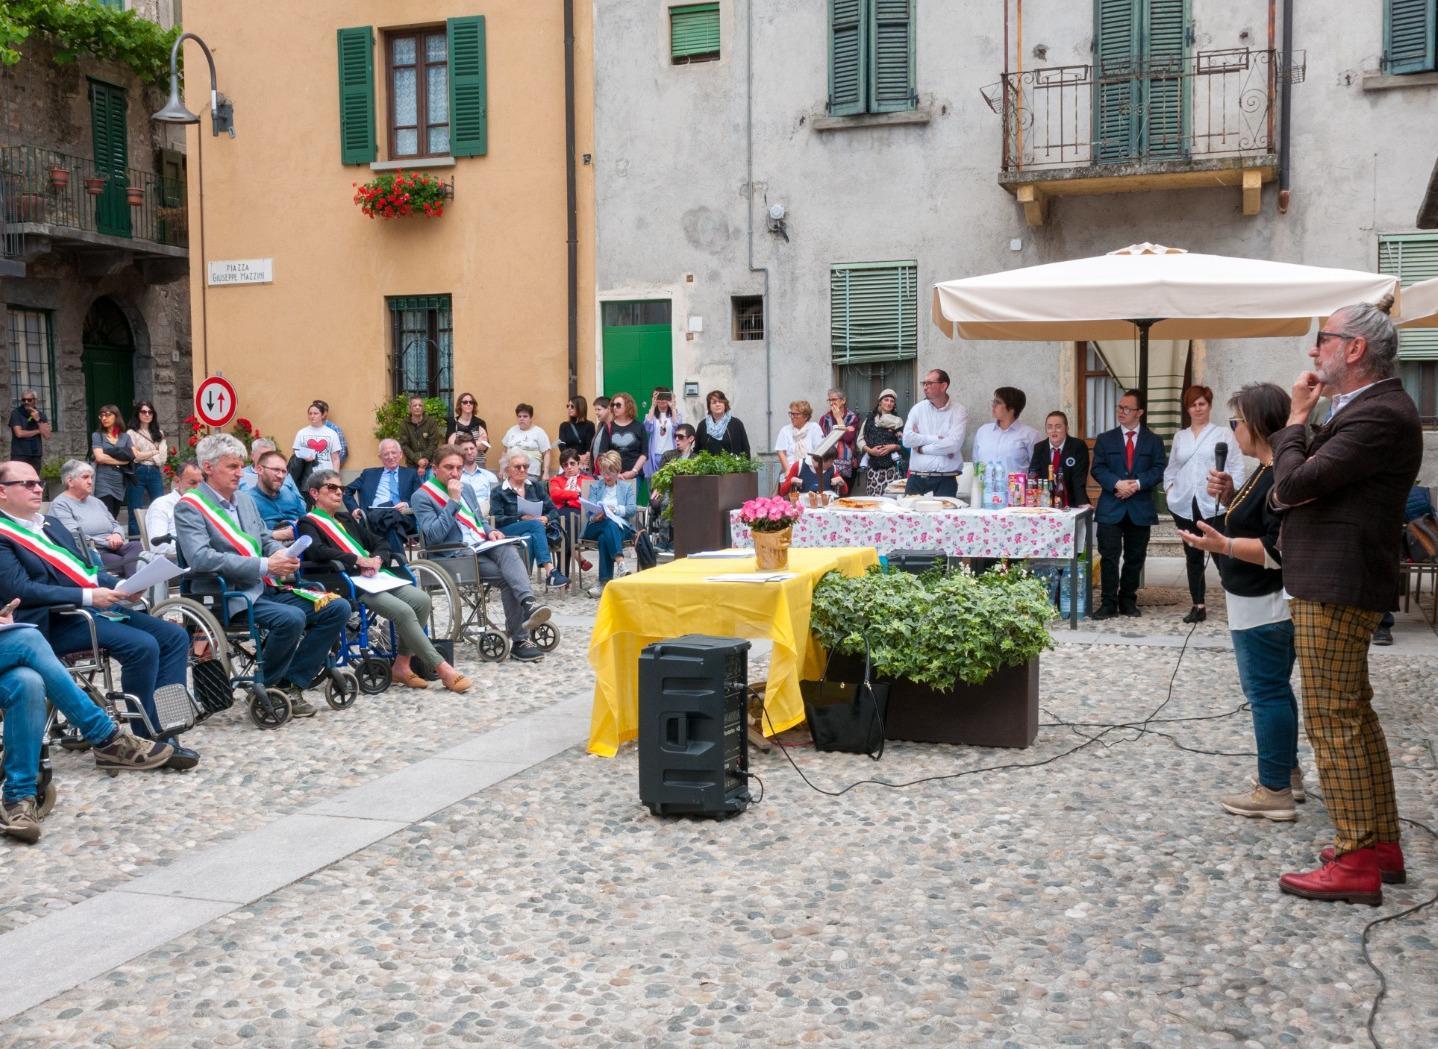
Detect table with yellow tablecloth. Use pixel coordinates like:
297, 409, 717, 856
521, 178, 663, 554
587, 546, 877, 756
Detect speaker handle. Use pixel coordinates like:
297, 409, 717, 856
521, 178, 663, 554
662, 712, 689, 749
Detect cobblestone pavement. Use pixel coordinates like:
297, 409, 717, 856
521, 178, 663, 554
1, 570, 1436, 1048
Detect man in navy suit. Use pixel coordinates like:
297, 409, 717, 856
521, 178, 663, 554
1090, 390, 1168, 618
345, 438, 419, 553
0, 460, 197, 768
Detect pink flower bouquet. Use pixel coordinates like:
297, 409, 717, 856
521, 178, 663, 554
740, 496, 803, 534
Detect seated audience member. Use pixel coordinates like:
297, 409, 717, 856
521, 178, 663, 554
239, 439, 301, 500
1028, 411, 1091, 507
176, 433, 351, 718
411, 444, 551, 662
146, 461, 203, 559
583, 452, 636, 598
0, 460, 198, 768
346, 438, 420, 554
971, 386, 1042, 478
400, 396, 443, 474
249, 449, 308, 542
0, 609, 174, 843
491, 452, 568, 587
48, 459, 143, 578
649, 424, 695, 551
456, 434, 498, 512
299, 470, 470, 693
549, 449, 592, 573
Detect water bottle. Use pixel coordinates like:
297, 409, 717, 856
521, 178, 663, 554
972, 462, 985, 509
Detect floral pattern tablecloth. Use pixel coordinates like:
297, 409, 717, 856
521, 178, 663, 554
729, 507, 1089, 560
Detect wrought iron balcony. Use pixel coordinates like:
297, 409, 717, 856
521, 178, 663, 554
0, 144, 188, 275
981, 48, 1304, 224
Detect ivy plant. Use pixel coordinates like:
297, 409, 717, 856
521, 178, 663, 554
1, 0, 181, 86
810, 564, 1054, 691
649, 452, 759, 520
372, 394, 451, 442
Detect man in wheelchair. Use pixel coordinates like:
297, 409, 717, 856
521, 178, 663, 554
176, 434, 351, 718
412, 444, 551, 662
0, 460, 199, 769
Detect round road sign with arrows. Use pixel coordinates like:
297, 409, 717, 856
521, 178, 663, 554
194, 376, 238, 428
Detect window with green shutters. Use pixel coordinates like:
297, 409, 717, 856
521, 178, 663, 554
337, 26, 377, 165
1384, 0, 1437, 74
828, 0, 915, 116
830, 262, 918, 366
671, 3, 720, 64
1093, 0, 1190, 164
1380, 233, 1438, 421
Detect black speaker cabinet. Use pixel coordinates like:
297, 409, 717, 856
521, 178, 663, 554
638, 635, 751, 818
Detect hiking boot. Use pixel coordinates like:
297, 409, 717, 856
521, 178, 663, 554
93, 730, 173, 773
1320, 840, 1406, 885
520, 602, 551, 632
1280, 847, 1383, 906
287, 689, 318, 719
1221, 783, 1296, 822
2, 797, 41, 844
1251, 768, 1305, 803
510, 640, 544, 662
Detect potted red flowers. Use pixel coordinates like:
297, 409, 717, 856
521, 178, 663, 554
352, 171, 449, 220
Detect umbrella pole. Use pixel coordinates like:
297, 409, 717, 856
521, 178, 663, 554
1133, 318, 1158, 409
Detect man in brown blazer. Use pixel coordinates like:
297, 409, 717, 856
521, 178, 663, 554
1271, 294, 1422, 907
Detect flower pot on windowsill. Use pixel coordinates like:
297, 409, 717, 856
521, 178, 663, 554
48, 166, 70, 192
125, 186, 144, 207
83, 176, 106, 196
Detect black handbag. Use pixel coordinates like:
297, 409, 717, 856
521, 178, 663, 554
800, 641, 889, 760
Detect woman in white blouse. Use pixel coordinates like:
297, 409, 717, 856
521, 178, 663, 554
774, 400, 824, 492
1164, 384, 1246, 624
970, 387, 1042, 480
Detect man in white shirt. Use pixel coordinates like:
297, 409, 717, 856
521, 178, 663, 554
146, 461, 202, 559
457, 434, 498, 513
901, 369, 968, 497
970, 386, 1042, 479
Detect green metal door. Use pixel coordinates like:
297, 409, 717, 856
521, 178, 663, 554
82, 346, 135, 434
90, 80, 132, 238
601, 300, 674, 416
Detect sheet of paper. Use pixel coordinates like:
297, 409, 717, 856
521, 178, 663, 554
516, 496, 544, 516
472, 536, 527, 554
347, 571, 412, 595
580, 497, 634, 531
705, 572, 798, 583
283, 534, 312, 558
115, 556, 188, 596
685, 549, 753, 559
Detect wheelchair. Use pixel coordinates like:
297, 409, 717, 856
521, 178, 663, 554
409, 538, 560, 661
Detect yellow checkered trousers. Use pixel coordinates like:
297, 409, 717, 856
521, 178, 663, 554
1291, 599, 1398, 854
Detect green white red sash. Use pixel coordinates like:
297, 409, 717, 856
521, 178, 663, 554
180, 489, 325, 603
305, 509, 404, 583
0, 512, 98, 587
419, 479, 486, 537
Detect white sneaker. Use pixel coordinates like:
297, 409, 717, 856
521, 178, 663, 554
586, 582, 606, 599
1250, 768, 1306, 803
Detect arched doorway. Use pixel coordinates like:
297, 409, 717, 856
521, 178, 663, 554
82, 297, 135, 434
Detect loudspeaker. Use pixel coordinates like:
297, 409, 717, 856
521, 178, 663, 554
638, 635, 751, 818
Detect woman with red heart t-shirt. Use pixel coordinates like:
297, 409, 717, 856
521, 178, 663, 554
293, 401, 342, 473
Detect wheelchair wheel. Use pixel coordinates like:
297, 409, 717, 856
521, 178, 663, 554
356, 656, 392, 695
152, 597, 235, 701
476, 630, 511, 663
531, 621, 560, 652
248, 685, 292, 729
324, 668, 360, 710
407, 559, 463, 642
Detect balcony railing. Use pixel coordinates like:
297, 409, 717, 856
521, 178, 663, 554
0, 144, 187, 250
982, 48, 1304, 176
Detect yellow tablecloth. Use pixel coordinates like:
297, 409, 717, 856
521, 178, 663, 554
586, 546, 877, 756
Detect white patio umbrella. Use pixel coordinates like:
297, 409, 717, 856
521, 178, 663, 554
1396, 276, 1438, 328
931, 243, 1400, 395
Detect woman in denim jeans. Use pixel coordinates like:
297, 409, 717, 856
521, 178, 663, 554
1179, 382, 1304, 822
583, 451, 635, 598
125, 401, 168, 538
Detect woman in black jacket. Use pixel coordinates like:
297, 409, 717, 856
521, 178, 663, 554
694, 389, 750, 458
1179, 383, 1302, 822
490, 452, 566, 587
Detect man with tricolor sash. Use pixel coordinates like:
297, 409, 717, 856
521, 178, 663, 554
0, 460, 198, 770
411, 444, 551, 663
175, 434, 350, 718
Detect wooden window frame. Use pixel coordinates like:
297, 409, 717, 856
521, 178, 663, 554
384, 26, 450, 161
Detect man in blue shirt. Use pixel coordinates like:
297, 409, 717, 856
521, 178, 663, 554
241, 439, 304, 501
249, 449, 307, 542
345, 438, 419, 553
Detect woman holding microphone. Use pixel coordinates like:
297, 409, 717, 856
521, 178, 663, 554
1165, 385, 1245, 623
1178, 383, 1303, 821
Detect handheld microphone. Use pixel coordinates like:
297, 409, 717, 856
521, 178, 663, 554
1214, 441, 1228, 473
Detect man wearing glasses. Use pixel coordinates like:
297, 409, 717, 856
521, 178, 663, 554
902, 370, 967, 497
1269, 296, 1421, 906
250, 450, 307, 542
8, 391, 50, 473
1090, 390, 1167, 619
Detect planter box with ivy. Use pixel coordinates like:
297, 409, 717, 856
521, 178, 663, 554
811, 565, 1054, 749
650, 452, 759, 556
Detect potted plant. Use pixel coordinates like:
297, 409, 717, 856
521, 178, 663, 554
125, 185, 144, 207
83, 175, 106, 196
48, 165, 70, 192
650, 451, 760, 556
372, 393, 450, 442
39, 459, 64, 502
738, 496, 803, 570
352, 171, 450, 220
810, 564, 1055, 748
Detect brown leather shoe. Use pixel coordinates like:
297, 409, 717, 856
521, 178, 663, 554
1280, 847, 1383, 906
393, 673, 432, 690
442, 673, 472, 694
1320, 840, 1406, 884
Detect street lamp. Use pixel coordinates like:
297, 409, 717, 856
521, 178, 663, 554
152, 32, 235, 137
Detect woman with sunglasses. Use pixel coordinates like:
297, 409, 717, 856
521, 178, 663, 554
447, 393, 490, 467
558, 395, 595, 468
595, 392, 648, 497
125, 401, 168, 539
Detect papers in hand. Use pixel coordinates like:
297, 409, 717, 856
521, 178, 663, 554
580, 497, 633, 531
516, 496, 545, 517
115, 556, 187, 596
348, 572, 411, 595
705, 572, 798, 583
282, 535, 312, 558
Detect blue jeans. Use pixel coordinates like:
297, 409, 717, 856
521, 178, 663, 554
126, 464, 166, 537
500, 519, 551, 567
0, 627, 116, 803
48, 609, 189, 740
1231, 618, 1299, 791
583, 517, 625, 582
244, 591, 351, 689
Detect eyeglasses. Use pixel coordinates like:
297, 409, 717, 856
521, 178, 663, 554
20, 397, 35, 403
0, 479, 44, 490
318, 482, 345, 493
460, 399, 475, 405
787, 411, 806, 417
1229, 418, 1244, 431
1116, 405, 1140, 414
138, 408, 153, 414
1316, 330, 1355, 344
259, 464, 287, 474
921, 379, 943, 387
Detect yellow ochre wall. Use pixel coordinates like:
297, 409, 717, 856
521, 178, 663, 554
183, 1, 595, 467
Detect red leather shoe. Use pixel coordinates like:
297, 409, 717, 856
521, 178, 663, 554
1320, 840, 1406, 884
1280, 847, 1383, 906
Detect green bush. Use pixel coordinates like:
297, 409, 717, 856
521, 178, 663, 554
810, 564, 1054, 691
1, 0, 181, 84
373, 394, 450, 442
649, 452, 759, 520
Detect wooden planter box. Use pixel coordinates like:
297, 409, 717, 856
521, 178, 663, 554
829, 653, 1040, 749
671, 472, 758, 556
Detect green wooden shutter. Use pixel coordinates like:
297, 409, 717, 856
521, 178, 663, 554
1094, 0, 1138, 163
830, 262, 918, 365
829, 0, 867, 116
1385, 0, 1437, 73
1381, 235, 1438, 361
1143, 0, 1189, 160
448, 16, 489, 158
671, 3, 721, 61
336, 26, 376, 165
89, 80, 131, 238
870, 0, 915, 112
